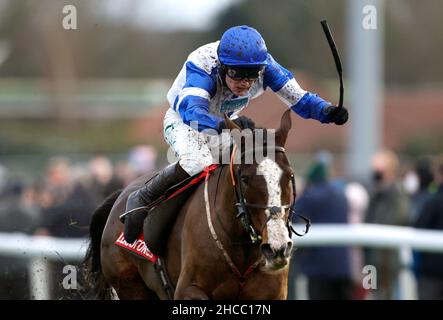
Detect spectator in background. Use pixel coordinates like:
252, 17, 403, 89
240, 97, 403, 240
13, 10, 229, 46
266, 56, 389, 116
403, 157, 435, 280
344, 182, 369, 299
364, 148, 409, 299
115, 145, 158, 187
414, 154, 443, 299
407, 157, 435, 224
88, 155, 123, 204
293, 154, 353, 300
127, 145, 157, 178
0, 178, 39, 299
37, 156, 72, 214
36, 156, 96, 299
37, 156, 95, 238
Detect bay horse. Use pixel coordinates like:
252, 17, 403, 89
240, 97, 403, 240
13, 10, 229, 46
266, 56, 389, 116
84, 110, 300, 299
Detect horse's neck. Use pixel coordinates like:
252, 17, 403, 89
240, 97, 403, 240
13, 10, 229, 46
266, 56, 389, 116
211, 166, 261, 268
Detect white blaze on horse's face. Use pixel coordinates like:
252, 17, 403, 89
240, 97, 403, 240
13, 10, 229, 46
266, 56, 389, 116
257, 158, 292, 252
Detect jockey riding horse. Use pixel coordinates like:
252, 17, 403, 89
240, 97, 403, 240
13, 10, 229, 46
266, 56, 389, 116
122, 25, 349, 244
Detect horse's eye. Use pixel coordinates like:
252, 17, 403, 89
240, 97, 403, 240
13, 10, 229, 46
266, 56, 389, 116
240, 176, 249, 185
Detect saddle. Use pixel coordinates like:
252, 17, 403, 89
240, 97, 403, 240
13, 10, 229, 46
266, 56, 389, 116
115, 164, 219, 260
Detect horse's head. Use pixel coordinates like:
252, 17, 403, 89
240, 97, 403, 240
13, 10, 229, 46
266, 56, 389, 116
224, 110, 298, 272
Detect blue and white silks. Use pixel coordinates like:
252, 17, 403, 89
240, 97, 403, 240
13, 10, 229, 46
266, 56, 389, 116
166, 41, 332, 133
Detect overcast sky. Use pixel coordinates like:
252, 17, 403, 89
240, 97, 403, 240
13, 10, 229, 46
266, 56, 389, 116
103, 0, 239, 31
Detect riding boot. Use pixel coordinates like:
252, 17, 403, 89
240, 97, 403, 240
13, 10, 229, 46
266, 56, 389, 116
123, 162, 190, 243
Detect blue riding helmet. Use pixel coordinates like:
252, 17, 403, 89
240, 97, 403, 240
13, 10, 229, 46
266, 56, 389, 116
218, 25, 268, 67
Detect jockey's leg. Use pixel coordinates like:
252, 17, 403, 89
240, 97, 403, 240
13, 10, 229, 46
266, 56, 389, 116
123, 111, 214, 243
123, 161, 190, 243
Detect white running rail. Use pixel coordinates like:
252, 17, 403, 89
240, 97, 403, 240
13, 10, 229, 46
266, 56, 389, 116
1, 224, 443, 299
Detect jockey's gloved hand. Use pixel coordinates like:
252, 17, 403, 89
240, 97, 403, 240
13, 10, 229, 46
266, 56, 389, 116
323, 105, 349, 125
218, 116, 256, 132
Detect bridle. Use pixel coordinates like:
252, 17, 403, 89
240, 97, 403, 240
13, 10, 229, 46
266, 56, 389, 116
229, 143, 311, 245
203, 140, 310, 291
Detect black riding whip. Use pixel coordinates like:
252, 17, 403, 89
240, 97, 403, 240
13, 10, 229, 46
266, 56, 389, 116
320, 20, 344, 109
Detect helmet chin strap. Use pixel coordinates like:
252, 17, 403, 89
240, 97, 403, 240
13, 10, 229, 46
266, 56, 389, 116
216, 43, 228, 87
218, 65, 229, 89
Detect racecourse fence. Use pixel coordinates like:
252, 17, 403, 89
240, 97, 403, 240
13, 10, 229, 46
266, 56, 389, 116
1, 223, 443, 300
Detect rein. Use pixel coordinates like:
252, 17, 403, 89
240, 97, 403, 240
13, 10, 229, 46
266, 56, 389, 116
204, 166, 261, 290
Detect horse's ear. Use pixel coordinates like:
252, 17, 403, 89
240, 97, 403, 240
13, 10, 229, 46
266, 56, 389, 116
275, 109, 292, 147
223, 113, 241, 131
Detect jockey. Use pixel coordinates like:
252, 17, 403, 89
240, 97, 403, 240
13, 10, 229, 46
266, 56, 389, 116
123, 25, 349, 243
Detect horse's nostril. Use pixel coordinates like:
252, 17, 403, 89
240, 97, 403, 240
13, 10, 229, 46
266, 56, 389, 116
260, 243, 275, 260
276, 247, 286, 258
275, 242, 293, 258
284, 241, 293, 257
262, 242, 293, 262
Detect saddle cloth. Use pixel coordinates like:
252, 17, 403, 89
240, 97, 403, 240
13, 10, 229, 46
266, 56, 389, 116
114, 164, 219, 262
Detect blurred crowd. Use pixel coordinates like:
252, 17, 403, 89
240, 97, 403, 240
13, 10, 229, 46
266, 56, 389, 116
0, 145, 158, 300
1, 146, 443, 300
289, 149, 443, 300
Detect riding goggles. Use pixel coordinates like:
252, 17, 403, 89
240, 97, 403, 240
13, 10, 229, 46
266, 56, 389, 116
224, 65, 264, 81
